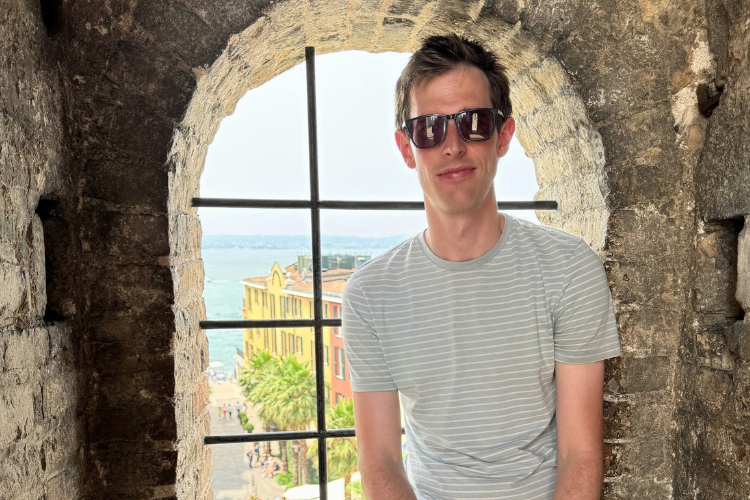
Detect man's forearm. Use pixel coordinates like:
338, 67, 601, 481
553, 449, 603, 500
360, 456, 418, 500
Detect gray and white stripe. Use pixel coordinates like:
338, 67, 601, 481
343, 214, 620, 500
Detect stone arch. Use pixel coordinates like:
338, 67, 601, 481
167, 0, 611, 496
169, 0, 609, 251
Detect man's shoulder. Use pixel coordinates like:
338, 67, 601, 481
348, 233, 422, 285
507, 215, 585, 256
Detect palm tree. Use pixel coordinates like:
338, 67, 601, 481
239, 352, 318, 482
309, 399, 359, 500
239, 350, 279, 455
328, 399, 359, 500
272, 356, 317, 484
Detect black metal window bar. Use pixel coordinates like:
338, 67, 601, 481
195, 47, 558, 500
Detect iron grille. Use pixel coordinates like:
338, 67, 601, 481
195, 46, 558, 500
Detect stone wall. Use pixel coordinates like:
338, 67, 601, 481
675, 0, 750, 497
1, 0, 749, 499
0, 0, 78, 499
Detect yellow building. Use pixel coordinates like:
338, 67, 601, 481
241, 260, 351, 404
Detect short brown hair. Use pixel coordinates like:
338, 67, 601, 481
395, 34, 512, 129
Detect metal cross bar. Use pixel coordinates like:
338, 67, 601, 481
192, 198, 558, 210
200, 318, 341, 330
205, 428, 356, 445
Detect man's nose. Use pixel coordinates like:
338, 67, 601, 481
441, 118, 466, 156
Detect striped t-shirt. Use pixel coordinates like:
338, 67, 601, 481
342, 214, 621, 500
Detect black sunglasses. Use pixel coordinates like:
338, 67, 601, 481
402, 108, 505, 149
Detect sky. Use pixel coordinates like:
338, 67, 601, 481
198, 50, 540, 238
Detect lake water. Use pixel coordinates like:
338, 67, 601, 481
202, 246, 392, 373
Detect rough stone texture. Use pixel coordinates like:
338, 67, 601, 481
1, 0, 750, 499
0, 1, 78, 499
696, 0, 750, 221
737, 216, 750, 314
674, 0, 750, 497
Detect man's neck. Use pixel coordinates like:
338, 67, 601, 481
423, 201, 505, 262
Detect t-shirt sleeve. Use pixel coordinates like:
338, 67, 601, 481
553, 239, 621, 364
342, 275, 397, 392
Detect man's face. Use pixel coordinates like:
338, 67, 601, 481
395, 64, 515, 218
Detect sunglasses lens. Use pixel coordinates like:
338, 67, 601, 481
409, 115, 446, 149
457, 109, 495, 141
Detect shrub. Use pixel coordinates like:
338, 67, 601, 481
275, 472, 292, 486
244, 422, 254, 433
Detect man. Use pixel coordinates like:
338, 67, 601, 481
342, 34, 620, 500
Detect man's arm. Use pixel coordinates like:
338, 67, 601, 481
353, 390, 417, 500
553, 360, 605, 500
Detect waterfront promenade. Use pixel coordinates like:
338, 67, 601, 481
209, 379, 285, 500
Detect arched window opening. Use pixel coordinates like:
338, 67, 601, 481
197, 49, 540, 499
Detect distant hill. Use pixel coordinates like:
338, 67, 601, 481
201, 234, 409, 250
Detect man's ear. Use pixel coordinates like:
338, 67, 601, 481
395, 129, 417, 169
495, 116, 516, 159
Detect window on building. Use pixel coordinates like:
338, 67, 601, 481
334, 346, 346, 380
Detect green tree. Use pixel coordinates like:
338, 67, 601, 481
239, 351, 317, 483
239, 350, 279, 455
273, 356, 317, 484
310, 399, 359, 500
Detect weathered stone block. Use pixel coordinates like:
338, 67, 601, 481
681, 364, 733, 417
606, 209, 684, 263
47, 469, 79, 500
737, 218, 750, 314
89, 310, 173, 351
598, 104, 676, 169
614, 356, 671, 394
604, 441, 627, 478
693, 223, 742, 314
86, 447, 178, 490
172, 259, 205, 309
727, 321, 750, 361
80, 211, 170, 262
0, 373, 34, 449
615, 306, 681, 357
696, 79, 750, 220
169, 213, 202, 262
605, 162, 684, 211
388, 0, 432, 17
1, 327, 50, 372
603, 400, 631, 440
375, 17, 415, 50
83, 160, 169, 211
605, 260, 681, 309
86, 264, 173, 316
0, 262, 27, 330
691, 314, 735, 370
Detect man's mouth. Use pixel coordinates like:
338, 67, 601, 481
438, 166, 475, 179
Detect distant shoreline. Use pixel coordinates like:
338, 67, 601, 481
201, 234, 410, 250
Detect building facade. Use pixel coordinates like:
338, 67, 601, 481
241, 259, 355, 405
